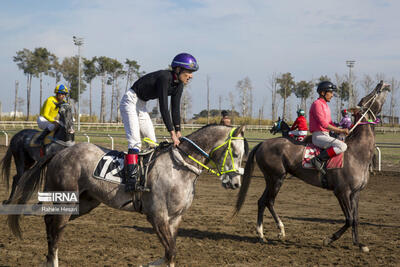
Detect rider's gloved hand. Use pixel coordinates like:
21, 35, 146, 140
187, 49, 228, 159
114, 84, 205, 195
170, 131, 180, 147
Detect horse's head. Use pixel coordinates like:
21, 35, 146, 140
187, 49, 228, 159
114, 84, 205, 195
209, 125, 248, 190
270, 117, 282, 134
353, 81, 390, 121
55, 102, 75, 142
270, 117, 290, 135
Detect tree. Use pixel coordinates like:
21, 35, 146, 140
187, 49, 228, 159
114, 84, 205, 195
181, 88, 192, 123
318, 75, 331, 83
276, 72, 295, 119
60, 56, 87, 101
124, 59, 144, 92
337, 81, 350, 112
361, 74, 375, 95
268, 72, 279, 121
49, 55, 63, 87
33, 47, 54, 110
106, 58, 124, 122
294, 80, 313, 112
14, 80, 19, 120
229, 92, 236, 124
389, 77, 399, 126
236, 77, 253, 117
96, 56, 114, 122
83, 57, 97, 117
334, 74, 344, 121
13, 48, 36, 120
60, 56, 87, 117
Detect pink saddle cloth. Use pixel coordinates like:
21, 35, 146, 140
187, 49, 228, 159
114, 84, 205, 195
302, 144, 344, 169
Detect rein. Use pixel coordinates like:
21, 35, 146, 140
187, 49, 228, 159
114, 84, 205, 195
179, 127, 244, 176
349, 93, 379, 134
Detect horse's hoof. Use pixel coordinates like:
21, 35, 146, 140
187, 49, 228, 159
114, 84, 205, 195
361, 245, 370, 253
277, 232, 285, 240
258, 236, 267, 244
323, 237, 332, 246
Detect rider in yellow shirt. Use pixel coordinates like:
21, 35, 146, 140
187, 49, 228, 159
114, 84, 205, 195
35, 84, 69, 145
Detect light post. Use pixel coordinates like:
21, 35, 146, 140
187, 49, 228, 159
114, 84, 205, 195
346, 60, 355, 107
73, 36, 84, 131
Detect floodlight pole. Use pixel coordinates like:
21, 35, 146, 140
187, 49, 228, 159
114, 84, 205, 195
73, 36, 84, 131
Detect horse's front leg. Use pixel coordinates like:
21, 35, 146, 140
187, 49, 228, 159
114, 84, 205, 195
351, 191, 369, 252
324, 191, 352, 246
146, 216, 177, 267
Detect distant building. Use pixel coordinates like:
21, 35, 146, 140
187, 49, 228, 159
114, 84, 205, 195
1, 111, 24, 118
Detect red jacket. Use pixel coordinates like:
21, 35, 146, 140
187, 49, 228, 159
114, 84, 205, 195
290, 115, 308, 131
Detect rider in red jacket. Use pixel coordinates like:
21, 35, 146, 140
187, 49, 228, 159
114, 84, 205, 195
289, 109, 308, 141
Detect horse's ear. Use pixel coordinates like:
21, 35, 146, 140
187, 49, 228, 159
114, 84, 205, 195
233, 125, 246, 137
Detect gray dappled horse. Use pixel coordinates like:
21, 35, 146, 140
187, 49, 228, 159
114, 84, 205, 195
8, 125, 247, 267
1, 103, 75, 204
234, 82, 390, 252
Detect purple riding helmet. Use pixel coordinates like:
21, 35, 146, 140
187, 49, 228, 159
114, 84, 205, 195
171, 53, 199, 71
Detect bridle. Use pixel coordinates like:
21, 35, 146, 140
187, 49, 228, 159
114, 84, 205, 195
349, 90, 380, 134
179, 127, 245, 177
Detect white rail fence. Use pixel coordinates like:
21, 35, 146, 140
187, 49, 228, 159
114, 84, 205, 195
1, 121, 399, 133
0, 129, 398, 172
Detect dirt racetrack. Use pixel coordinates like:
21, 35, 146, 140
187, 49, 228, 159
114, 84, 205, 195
0, 146, 399, 266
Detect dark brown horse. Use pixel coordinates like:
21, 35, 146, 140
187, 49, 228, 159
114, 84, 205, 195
1, 103, 75, 204
234, 81, 390, 252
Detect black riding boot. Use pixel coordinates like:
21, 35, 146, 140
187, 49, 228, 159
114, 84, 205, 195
124, 151, 139, 192
311, 149, 331, 175
34, 129, 51, 145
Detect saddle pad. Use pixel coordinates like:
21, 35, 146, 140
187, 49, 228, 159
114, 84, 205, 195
93, 150, 126, 184
29, 131, 54, 147
302, 144, 344, 169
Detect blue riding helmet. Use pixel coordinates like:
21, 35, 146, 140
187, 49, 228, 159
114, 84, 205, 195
171, 53, 199, 71
54, 84, 69, 95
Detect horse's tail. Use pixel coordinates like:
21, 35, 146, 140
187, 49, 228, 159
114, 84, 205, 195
232, 142, 262, 217
0, 146, 13, 191
7, 154, 53, 239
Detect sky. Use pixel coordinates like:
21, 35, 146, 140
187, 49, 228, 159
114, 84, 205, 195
1, 0, 399, 119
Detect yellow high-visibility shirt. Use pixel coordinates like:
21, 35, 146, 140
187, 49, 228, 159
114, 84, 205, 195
40, 96, 60, 122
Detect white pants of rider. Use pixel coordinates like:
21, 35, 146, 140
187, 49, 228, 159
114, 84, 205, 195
120, 89, 157, 150
37, 116, 56, 131
289, 130, 308, 136
312, 131, 347, 154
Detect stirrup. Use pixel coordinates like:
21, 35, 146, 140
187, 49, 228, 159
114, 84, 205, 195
311, 157, 326, 175
135, 185, 151, 192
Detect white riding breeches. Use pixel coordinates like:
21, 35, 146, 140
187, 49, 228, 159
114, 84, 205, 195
312, 131, 347, 154
120, 89, 157, 150
289, 130, 308, 136
37, 116, 56, 131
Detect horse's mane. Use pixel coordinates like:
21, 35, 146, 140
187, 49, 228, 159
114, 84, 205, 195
186, 123, 232, 139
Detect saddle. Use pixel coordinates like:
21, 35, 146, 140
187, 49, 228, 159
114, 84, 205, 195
30, 131, 55, 147
302, 144, 344, 170
29, 131, 56, 157
94, 142, 171, 180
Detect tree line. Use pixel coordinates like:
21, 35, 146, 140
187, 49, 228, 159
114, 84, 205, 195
13, 47, 144, 122
12, 47, 399, 125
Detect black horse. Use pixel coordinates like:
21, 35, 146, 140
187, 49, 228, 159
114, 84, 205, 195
269, 117, 290, 137
1, 102, 75, 204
